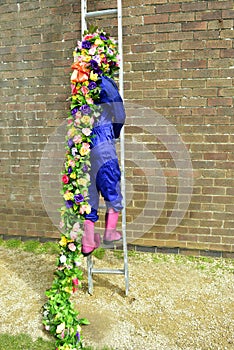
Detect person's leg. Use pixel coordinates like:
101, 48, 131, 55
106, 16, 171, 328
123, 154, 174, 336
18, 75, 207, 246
96, 158, 123, 244
82, 173, 100, 256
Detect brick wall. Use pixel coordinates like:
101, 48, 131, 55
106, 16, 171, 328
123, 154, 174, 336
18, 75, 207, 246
0, 0, 233, 257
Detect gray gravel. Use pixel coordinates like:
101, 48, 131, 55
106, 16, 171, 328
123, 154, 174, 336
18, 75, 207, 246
0, 247, 233, 349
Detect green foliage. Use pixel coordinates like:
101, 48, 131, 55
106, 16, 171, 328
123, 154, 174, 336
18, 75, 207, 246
22, 240, 41, 253
93, 247, 106, 259
5, 238, 22, 249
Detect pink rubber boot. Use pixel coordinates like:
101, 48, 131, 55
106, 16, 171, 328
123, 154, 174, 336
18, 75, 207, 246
81, 220, 100, 256
103, 208, 122, 245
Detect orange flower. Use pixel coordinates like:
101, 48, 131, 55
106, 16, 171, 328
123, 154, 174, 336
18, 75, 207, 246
71, 61, 90, 83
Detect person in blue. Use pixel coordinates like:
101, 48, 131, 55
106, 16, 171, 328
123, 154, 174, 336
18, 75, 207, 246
77, 35, 126, 256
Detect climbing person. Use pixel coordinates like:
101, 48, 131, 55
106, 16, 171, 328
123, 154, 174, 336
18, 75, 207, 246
71, 30, 126, 256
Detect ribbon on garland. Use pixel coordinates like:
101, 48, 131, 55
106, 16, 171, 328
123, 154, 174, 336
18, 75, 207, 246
42, 28, 120, 350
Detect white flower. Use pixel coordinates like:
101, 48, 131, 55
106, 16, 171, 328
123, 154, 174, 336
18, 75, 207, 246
60, 255, 66, 264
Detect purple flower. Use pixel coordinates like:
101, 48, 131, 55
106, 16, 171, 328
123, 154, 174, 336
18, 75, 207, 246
100, 34, 107, 40
90, 59, 99, 69
74, 194, 84, 203
68, 166, 73, 174
65, 200, 73, 208
82, 164, 89, 173
88, 81, 97, 90
67, 139, 74, 148
80, 104, 91, 115
82, 40, 92, 49
71, 107, 79, 116
76, 332, 80, 341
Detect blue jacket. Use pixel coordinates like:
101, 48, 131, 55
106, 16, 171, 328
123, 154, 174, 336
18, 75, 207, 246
91, 76, 126, 148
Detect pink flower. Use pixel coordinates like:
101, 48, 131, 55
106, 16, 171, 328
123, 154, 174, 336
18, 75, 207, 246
62, 175, 69, 184
74, 118, 80, 126
82, 128, 91, 136
68, 159, 76, 167
70, 231, 78, 240
68, 242, 76, 251
73, 222, 80, 231
75, 111, 82, 119
72, 277, 79, 285
89, 45, 96, 55
73, 135, 82, 144
82, 142, 90, 150
83, 34, 94, 40
71, 84, 78, 95
86, 97, 94, 104
81, 86, 89, 95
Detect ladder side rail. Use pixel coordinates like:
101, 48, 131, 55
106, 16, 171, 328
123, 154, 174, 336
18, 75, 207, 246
81, 0, 87, 34
117, 0, 129, 295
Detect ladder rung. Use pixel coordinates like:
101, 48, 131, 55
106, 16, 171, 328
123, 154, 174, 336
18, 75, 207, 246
86, 9, 118, 18
91, 268, 124, 274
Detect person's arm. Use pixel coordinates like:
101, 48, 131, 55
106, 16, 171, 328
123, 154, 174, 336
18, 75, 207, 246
106, 77, 126, 139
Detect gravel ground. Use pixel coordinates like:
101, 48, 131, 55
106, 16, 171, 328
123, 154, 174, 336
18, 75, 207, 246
0, 246, 233, 350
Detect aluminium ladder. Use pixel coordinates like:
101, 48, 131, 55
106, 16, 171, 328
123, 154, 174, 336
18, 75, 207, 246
81, 0, 129, 296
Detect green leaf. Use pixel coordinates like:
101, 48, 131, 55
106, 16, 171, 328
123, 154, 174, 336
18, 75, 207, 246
78, 318, 90, 325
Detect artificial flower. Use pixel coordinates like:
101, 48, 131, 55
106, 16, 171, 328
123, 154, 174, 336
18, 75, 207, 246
68, 243, 76, 252
59, 255, 66, 264
63, 191, 73, 201
90, 71, 98, 81
62, 175, 69, 184
81, 86, 89, 95
73, 222, 80, 231
81, 115, 90, 124
82, 128, 91, 136
59, 235, 68, 247
72, 277, 79, 286
79, 145, 90, 156
77, 178, 88, 187
74, 194, 84, 203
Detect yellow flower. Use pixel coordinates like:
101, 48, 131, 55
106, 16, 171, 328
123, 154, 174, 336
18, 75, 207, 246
94, 38, 103, 46
77, 178, 87, 186
83, 55, 91, 62
104, 64, 110, 71
70, 172, 76, 179
90, 71, 98, 81
59, 235, 68, 247
64, 191, 73, 200
80, 146, 90, 156
85, 204, 91, 214
64, 286, 72, 294
81, 115, 90, 124
56, 322, 65, 334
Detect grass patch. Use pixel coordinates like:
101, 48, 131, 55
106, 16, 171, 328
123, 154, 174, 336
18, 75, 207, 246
5, 239, 22, 249
0, 333, 112, 350
93, 247, 106, 259
22, 240, 41, 253
0, 334, 55, 350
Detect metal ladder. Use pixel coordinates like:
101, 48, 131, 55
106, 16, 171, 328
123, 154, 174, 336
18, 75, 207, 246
81, 0, 129, 296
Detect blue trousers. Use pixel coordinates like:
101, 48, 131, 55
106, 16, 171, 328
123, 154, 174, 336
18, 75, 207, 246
85, 134, 123, 222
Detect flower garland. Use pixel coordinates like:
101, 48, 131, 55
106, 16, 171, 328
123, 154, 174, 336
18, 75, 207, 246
42, 27, 120, 350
